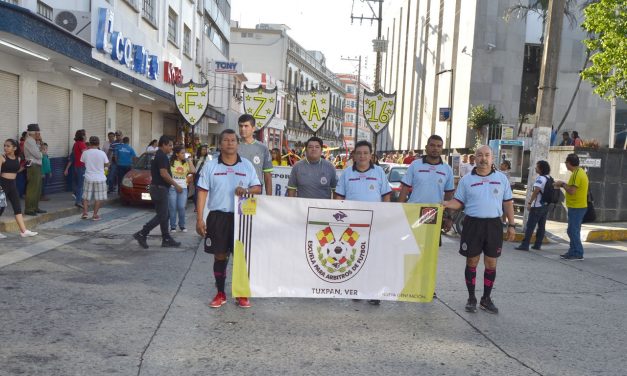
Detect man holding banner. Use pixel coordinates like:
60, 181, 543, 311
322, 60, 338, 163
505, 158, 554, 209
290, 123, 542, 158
237, 114, 273, 196
335, 140, 391, 305
287, 136, 337, 199
443, 145, 516, 314
195, 129, 262, 309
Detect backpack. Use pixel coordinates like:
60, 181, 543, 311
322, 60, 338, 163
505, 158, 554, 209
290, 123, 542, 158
540, 175, 560, 205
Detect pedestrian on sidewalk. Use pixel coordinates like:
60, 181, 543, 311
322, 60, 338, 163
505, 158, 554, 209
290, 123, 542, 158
196, 129, 261, 309
115, 137, 137, 193
238, 114, 273, 195
335, 140, 391, 305
168, 145, 195, 233
287, 136, 337, 199
107, 132, 123, 193
16, 131, 27, 198
80, 136, 109, 221
133, 136, 182, 249
24, 124, 46, 216
516, 160, 552, 251
40, 142, 51, 201
193, 144, 210, 212
443, 145, 516, 315
0, 139, 37, 237
555, 154, 589, 261
65, 130, 87, 209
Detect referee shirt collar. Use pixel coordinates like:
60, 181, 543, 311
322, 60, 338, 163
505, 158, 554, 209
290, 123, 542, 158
352, 162, 374, 173
470, 166, 496, 177
218, 154, 242, 166
422, 155, 444, 165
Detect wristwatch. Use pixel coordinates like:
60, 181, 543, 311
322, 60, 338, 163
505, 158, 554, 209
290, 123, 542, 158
507, 224, 516, 228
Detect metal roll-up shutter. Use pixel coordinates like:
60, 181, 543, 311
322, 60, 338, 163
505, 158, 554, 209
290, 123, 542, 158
139, 110, 152, 149
116, 103, 132, 140
83, 95, 106, 143
0, 71, 19, 143
38, 82, 70, 157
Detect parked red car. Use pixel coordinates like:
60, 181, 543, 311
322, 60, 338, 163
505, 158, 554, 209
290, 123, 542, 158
119, 152, 194, 205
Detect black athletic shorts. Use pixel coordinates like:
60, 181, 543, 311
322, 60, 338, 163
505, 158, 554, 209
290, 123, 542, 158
204, 211, 234, 255
459, 216, 503, 258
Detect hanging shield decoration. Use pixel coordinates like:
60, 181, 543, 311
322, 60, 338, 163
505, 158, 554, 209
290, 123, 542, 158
242, 85, 278, 130
363, 90, 396, 134
296, 90, 331, 133
174, 81, 209, 127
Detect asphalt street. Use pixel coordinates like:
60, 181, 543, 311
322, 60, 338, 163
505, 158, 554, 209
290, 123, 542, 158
1, 203, 626, 375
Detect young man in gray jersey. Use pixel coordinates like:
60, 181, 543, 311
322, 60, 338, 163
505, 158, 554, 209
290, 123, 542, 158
237, 114, 273, 195
287, 136, 337, 199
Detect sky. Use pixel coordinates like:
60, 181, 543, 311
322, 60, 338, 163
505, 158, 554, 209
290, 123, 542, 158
231, 0, 386, 85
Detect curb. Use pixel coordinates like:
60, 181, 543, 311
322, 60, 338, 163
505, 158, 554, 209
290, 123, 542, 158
504, 232, 551, 244
585, 229, 627, 242
0, 198, 119, 233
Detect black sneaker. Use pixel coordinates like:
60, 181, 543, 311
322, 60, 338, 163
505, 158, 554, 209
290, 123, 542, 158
480, 296, 499, 314
465, 297, 477, 313
515, 245, 529, 251
133, 232, 149, 249
563, 255, 584, 261
531, 245, 541, 250
560, 252, 571, 259
367, 300, 380, 305
162, 237, 181, 248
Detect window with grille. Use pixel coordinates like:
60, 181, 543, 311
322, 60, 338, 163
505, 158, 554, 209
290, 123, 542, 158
142, 0, 156, 24
183, 25, 191, 57
195, 38, 201, 65
168, 8, 178, 45
1, 0, 19, 5
37, 1, 53, 20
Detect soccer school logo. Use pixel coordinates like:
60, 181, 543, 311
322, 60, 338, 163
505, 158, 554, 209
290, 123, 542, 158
305, 208, 373, 283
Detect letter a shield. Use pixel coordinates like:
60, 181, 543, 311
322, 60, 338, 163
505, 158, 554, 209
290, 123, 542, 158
296, 89, 331, 133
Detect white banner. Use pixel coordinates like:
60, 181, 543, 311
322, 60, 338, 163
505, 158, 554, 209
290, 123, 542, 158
232, 196, 442, 303
270, 166, 342, 197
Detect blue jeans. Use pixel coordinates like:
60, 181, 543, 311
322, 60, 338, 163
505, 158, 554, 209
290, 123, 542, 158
567, 207, 587, 257
107, 163, 117, 192
521, 205, 549, 249
73, 166, 85, 204
117, 165, 131, 193
168, 186, 188, 230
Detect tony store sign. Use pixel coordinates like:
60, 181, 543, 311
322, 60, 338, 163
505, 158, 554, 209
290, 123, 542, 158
96, 7, 159, 80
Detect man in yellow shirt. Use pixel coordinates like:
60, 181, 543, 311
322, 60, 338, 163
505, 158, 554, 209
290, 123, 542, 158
555, 154, 589, 261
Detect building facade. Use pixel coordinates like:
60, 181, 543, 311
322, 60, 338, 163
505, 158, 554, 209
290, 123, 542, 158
230, 23, 344, 149
0, 0, 230, 192
337, 73, 372, 150
378, 0, 613, 152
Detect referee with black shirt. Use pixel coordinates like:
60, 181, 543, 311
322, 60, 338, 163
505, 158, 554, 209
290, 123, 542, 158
134, 136, 182, 248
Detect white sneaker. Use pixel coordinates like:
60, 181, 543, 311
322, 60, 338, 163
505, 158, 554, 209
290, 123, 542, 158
180, 228, 188, 233
20, 230, 38, 237
170, 228, 176, 233
0, 233, 7, 239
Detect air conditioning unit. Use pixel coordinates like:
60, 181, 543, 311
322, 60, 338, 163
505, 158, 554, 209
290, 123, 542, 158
52, 9, 91, 44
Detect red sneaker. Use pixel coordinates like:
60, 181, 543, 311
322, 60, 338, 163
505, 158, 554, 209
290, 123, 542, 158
208, 292, 227, 308
236, 297, 251, 308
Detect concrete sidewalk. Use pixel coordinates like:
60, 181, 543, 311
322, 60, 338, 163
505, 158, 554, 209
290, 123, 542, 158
0, 190, 119, 233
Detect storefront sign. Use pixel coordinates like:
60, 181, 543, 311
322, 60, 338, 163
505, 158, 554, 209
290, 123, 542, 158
163, 61, 183, 84
212, 60, 242, 74
96, 8, 159, 80
232, 196, 441, 302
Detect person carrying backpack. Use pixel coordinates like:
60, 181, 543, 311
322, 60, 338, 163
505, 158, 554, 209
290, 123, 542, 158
516, 160, 555, 251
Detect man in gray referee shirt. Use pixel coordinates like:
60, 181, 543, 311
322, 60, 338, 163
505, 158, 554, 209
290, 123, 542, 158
238, 114, 273, 195
287, 136, 337, 199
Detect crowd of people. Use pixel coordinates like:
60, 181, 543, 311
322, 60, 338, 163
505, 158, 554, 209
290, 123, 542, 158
0, 117, 591, 313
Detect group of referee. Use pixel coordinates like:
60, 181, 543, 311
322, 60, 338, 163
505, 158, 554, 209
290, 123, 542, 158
135, 113, 516, 313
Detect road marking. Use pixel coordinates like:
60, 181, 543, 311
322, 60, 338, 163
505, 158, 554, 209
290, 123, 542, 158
0, 235, 80, 268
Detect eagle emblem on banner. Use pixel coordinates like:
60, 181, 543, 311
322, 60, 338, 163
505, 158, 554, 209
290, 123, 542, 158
296, 89, 331, 133
174, 80, 209, 127
363, 90, 396, 134
242, 85, 277, 130
306, 208, 372, 283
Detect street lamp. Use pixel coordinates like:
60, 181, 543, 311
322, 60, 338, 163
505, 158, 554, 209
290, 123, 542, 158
436, 68, 454, 157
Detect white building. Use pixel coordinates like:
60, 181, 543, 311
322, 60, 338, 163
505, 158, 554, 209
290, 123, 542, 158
0, 0, 230, 191
379, 0, 613, 152
230, 23, 345, 149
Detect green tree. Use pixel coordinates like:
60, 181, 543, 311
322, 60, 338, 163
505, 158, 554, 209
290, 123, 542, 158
581, 0, 627, 100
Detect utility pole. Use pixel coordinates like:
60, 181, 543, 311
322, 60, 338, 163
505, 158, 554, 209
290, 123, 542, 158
523, 0, 566, 227
342, 56, 362, 149
351, 0, 386, 150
